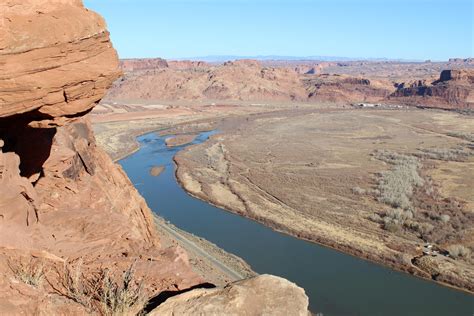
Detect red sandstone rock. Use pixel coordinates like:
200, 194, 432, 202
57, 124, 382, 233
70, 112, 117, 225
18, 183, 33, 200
0, 0, 121, 124
149, 275, 310, 316
0, 1, 203, 313
105, 58, 394, 104
168, 60, 210, 70
388, 69, 474, 109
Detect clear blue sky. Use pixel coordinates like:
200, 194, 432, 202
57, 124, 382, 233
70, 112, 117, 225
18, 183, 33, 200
84, 0, 473, 61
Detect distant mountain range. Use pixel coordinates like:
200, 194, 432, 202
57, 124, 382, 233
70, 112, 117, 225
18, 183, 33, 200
174, 55, 422, 62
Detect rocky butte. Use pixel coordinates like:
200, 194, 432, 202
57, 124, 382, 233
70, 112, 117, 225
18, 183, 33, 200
389, 69, 474, 109
0, 0, 309, 314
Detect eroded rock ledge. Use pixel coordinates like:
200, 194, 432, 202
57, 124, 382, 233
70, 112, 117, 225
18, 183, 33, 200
150, 275, 310, 316
0, 0, 121, 125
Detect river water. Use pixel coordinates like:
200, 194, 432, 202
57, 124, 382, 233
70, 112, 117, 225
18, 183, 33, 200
119, 130, 474, 315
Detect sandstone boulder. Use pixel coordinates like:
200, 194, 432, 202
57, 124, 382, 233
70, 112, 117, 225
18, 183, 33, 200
0, 1, 203, 313
0, 0, 121, 125
149, 274, 310, 316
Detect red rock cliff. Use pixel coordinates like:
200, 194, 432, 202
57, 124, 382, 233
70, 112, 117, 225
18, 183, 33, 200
0, 1, 202, 313
388, 69, 474, 109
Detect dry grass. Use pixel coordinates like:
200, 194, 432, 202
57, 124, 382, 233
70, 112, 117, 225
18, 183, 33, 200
95, 264, 147, 316
55, 260, 147, 315
59, 259, 93, 309
8, 257, 45, 287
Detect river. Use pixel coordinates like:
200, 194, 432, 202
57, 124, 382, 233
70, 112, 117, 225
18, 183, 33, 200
119, 130, 474, 315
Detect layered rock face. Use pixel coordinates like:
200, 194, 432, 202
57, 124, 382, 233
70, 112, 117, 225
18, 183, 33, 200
389, 69, 474, 109
110, 58, 307, 102
105, 58, 394, 103
0, 0, 121, 126
0, 0, 202, 313
0, 1, 310, 314
305, 74, 393, 103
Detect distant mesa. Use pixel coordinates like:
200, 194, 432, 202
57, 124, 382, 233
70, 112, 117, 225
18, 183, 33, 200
108, 57, 474, 110
389, 69, 474, 109
438, 69, 474, 82
120, 58, 169, 72
223, 59, 261, 68
449, 58, 474, 64
168, 60, 210, 70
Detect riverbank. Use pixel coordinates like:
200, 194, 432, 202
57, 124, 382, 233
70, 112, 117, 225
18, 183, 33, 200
173, 108, 474, 294
91, 100, 285, 161
154, 215, 256, 285
120, 129, 474, 315
92, 107, 265, 287
94, 106, 474, 295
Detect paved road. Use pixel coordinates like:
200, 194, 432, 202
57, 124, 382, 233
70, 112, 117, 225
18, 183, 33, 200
156, 220, 244, 281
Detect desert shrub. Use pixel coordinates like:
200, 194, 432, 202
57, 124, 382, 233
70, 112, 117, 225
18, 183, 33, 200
56, 260, 146, 315
381, 208, 413, 231
405, 220, 434, 235
8, 257, 45, 287
447, 132, 474, 143
447, 244, 471, 259
439, 214, 451, 223
368, 213, 382, 223
368, 188, 380, 196
352, 187, 366, 195
386, 208, 414, 222
95, 264, 146, 316
417, 146, 473, 161
58, 260, 92, 309
373, 150, 424, 210
383, 220, 400, 233
395, 253, 413, 266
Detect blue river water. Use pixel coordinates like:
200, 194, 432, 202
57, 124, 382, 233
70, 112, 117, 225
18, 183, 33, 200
120, 130, 474, 315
